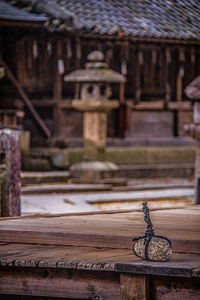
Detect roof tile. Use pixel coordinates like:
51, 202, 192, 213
3, 0, 200, 40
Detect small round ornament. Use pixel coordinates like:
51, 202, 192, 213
133, 202, 172, 262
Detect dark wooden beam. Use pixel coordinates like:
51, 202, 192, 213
83, 34, 200, 45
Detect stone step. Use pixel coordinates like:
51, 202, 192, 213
118, 163, 194, 178
21, 183, 112, 194
21, 187, 194, 216
21, 179, 194, 195
21, 171, 70, 185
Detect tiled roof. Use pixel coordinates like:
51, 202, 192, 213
4, 0, 200, 40
0, 0, 47, 22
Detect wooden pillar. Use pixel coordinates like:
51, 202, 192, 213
0, 129, 21, 216
165, 48, 171, 105
16, 39, 26, 83
175, 48, 185, 137
53, 40, 64, 136
105, 42, 113, 67
191, 47, 196, 80
195, 142, 200, 204
135, 48, 143, 103
119, 44, 128, 138
75, 38, 82, 98
120, 273, 149, 300
176, 48, 185, 102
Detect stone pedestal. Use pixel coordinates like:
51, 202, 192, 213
84, 111, 107, 160
70, 100, 119, 183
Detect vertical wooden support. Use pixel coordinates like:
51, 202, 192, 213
105, 42, 113, 67
53, 40, 63, 99
195, 142, 200, 204
176, 48, 185, 102
0, 129, 21, 216
135, 48, 143, 103
118, 44, 128, 138
120, 273, 149, 300
53, 40, 64, 136
16, 39, 26, 84
191, 47, 196, 80
119, 82, 126, 138
165, 48, 171, 105
75, 38, 82, 99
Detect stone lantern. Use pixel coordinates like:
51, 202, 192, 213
64, 50, 125, 182
185, 76, 200, 204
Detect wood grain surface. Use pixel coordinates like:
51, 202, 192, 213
0, 206, 199, 254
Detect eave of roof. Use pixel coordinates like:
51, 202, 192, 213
3, 0, 200, 41
0, 0, 47, 23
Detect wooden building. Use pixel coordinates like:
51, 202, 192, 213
1, 0, 200, 146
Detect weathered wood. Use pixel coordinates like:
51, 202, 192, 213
165, 48, 171, 104
0, 130, 21, 216
0, 57, 51, 138
151, 276, 200, 300
176, 48, 185, 102
135, 48, 143, 103
53, 40, 64, 137
0, 267, 120, 300
0, 207, 200, 299
126, 111, 173, 138
0, 243, 200, 277
0, 207, 200, 253
120, 274, 148, 300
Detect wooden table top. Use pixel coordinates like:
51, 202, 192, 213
0, 205, 200, 278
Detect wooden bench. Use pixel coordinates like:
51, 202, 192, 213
0, 206, 199, 299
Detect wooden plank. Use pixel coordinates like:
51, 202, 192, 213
31, 100, 57, 107
0, 56, 51, 138
120, 274, 148, 300
127, 111, 173, 138
0, 267, 120, 300
0, 229, 199, 254
0, 243, 200, 278
0, 208, 199, 253
152, 276, 200, 300
129, 100, 192, 111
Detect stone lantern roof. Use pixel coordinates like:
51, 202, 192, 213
64, 51, 125, 83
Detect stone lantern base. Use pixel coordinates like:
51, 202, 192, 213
70, 160, 120, 184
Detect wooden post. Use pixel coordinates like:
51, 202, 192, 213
195, 142, 200, 204
176, 48, 185, 102
120, 273, 149, 300
135, 48, 143, 103
165, 48, 171, 105
75, 38, 81, 99
191, 47, 196, 80
0, 129, 21, 216
53, 40, 64, 137
119, 82, 126, 138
